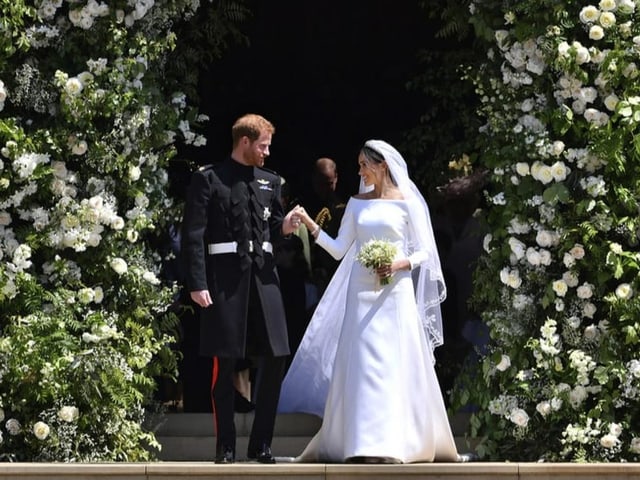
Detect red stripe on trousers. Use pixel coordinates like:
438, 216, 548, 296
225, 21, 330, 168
211, 357, 219, 434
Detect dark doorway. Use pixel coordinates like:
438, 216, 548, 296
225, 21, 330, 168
196, 0, 435, 199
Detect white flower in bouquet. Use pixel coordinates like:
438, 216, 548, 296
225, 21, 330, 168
356, 239, 397, 286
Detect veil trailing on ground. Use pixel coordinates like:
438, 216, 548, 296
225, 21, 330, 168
278, 139, 446, 417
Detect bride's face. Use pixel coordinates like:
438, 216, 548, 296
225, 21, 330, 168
358, 152, 384, 187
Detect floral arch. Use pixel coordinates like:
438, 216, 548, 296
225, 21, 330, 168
1, 0, 640, 463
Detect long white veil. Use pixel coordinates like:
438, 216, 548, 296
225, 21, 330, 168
278, 140, 446, 417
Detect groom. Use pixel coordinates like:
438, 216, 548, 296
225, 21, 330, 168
181, 113, 299, 463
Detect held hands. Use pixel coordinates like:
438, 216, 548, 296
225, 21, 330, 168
283, 205, 316, 236
283, 208, 301, 235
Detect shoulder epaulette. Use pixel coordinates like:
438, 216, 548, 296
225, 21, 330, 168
257, 166, 278, 176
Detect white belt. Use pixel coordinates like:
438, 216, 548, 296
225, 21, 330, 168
208, 241, 273, 255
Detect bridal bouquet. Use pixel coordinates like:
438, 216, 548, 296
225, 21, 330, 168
356, 239, 397, 286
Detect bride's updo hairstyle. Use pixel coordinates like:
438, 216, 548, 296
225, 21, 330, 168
361, 145, 397, 186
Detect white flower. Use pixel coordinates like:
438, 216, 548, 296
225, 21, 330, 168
6, 418, 21, 435
589, 25, 605, 40
58, 406, 79, 422
577, 283, 594, 299
536, 401, 552, 417
33, 421, 50, 440
110, 257, 128, 275
550, 161, 569, 181
618, 0, 636, 14
142, 271, 161, 285
599, 0, 616, 11
126, 229, 138, 242
64, 77, 83, 96
509, 408, 529, 427
500, 267, 522, 289
616, 283, 633, 299
569, 386, 588, 407
509, 237, 527, 260
77, 287, 95, 304
600, 434, 619, 448
553, 279, 568, 297
129, 165, 141, 181
580, 6, 601, 24
599, 11, 616, 28
551, 140, 565, 156
604, 94, 619, 111
496, 354, 511, 371
631, 438, 640, 454
93, 286, 104, 303
0, 408, 4, 422
583, 302, 597, 318
584, 325, 599, 341
71, 140, 88, 156
515, 162, 530, 176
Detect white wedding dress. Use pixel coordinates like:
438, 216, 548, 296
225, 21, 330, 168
279, 197, 459, 463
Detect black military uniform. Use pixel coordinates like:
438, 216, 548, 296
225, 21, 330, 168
181, 157, 290, 462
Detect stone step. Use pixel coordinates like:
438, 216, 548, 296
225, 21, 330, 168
149, 412, 476, 461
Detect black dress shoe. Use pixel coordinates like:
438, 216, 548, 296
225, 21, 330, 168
215, 445, 235, 464
247, 444, 276, 464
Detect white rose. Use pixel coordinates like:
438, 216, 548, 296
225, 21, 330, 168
71, 140, 88, 156
526, 248, 541, 266
536, 401, 552, 417
33, 421, 50, 440
77, 287, 95, 304
589, 25, 605, 41
599, 11, 616, 28
570, 244, 585, 259
600, 434, 619, 448
599, 0, 616, 11
552, 279, 568, 297
579, 5, 600, 23
584, 325, 599, 341
126, 229, 138, 243
609, 423, 623, 437
618, 0, 636, 14
515, 162, 530, 176
0, 211, 11, 226
496, 354, 511, 372
58, 406, 80, 423
64, 77, 83, 96
509, 237, 527, 260
616, 283, 633, 299
6, 418, 21, 435
604, 93, 619, 111
93, 286, 104, 303
577, 283, 594, 299
550, 161, 569, 181
631, 437, 640, 454
551, 140, 565, 156
509, 408, 529, 427
583, 302, 597, 318
129, 165, 141, 181
110, 216, 125, 230
142, 271, 161, 285
110, 257, 128, 275
562, 271, 579, 288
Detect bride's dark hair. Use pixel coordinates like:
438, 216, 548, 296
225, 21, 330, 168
360, 145, 397, 186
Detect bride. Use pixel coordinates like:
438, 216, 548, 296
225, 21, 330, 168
278, 140, 460, 463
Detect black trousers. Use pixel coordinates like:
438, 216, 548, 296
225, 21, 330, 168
211, 355, 285, 455
210, 273, 286, 456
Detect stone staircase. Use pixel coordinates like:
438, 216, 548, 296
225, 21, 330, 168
147, 411, 476, 461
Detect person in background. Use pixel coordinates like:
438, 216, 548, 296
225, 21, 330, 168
307, 157, 346, 295
181, 113, 299, 464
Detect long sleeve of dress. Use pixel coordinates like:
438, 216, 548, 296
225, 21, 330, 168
315, 199, 356, 260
